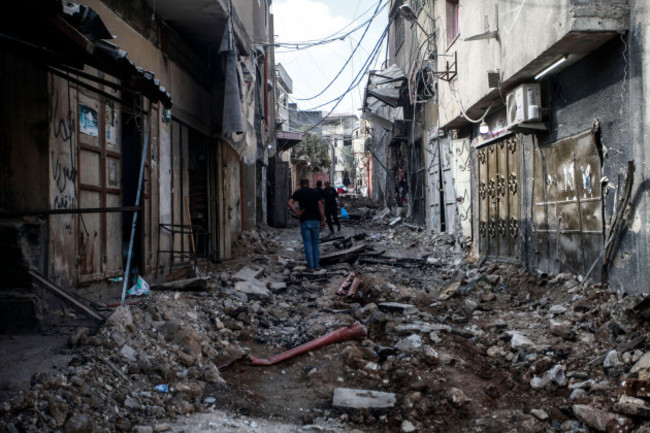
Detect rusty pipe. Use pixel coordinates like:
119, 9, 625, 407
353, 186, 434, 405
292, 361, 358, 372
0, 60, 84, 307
250, 322, 367, 366
347, 277, 361, 298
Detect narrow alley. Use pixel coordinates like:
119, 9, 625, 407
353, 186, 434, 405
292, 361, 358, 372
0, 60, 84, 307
2, 0, 650, 432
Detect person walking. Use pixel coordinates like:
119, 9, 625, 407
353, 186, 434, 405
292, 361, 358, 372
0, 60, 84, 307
321, 181, 341, 233
288, 179, 326, 271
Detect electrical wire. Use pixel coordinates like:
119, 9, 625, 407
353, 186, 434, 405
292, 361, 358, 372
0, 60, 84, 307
271, 0, 387, 51
300, 23, 390, 133
293, 0, 386, 101
284, 19, 390, 113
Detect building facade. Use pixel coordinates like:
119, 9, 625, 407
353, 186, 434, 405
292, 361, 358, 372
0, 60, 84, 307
365, 0, 649, 293
0, 0, 276, 330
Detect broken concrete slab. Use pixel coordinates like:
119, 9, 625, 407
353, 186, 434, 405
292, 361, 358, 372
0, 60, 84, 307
233, 266, 264, 282
377, 302, 418, 315
573, 404, 633, 432
234, 281, 271, 298
394, 323, 435, 335
395, 334, 423, 353
332, 388, 396, 409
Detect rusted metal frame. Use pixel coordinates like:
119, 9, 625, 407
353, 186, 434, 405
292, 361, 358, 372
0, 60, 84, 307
0, 206, 141, 217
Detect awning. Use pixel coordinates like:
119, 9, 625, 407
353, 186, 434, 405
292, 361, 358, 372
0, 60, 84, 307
362, 65, 407, 131
277, 130, 303, 151
1, 0, 172, 107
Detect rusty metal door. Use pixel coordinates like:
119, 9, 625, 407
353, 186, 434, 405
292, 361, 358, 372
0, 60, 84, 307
477, 135, 520, 259
533, 131, 602, 276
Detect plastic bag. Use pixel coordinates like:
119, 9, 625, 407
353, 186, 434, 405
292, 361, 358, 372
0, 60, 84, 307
127, 276, 150, 296
340, 207, 349, 219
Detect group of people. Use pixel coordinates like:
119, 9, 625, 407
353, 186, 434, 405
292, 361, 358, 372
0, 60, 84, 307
287, 179, 341, 272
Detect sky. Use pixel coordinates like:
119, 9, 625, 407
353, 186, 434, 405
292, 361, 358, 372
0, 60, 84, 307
272, 0, 389, 122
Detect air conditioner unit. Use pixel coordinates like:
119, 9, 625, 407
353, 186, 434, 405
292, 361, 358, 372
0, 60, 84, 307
506, 83, 542, 128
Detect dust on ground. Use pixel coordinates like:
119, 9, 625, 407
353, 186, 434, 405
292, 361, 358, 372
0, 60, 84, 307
2, 196, 650, 433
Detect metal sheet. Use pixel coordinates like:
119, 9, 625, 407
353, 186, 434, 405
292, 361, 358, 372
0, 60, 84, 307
532, 131, 603, 277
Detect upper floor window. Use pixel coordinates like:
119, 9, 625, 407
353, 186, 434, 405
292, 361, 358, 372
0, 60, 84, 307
446, 0, 460, 47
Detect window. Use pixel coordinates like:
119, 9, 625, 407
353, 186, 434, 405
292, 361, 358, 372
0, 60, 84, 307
395, 13, 405, 52
446, 0, 460, 46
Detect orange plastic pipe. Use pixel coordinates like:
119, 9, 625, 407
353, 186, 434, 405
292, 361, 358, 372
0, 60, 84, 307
249, 322, 367, 366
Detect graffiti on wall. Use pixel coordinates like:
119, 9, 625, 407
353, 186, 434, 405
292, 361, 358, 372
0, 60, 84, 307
48, 75, 77, 209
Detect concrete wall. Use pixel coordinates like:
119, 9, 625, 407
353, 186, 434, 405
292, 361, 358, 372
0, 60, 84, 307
609, 0, 650, 294
434, 0, 628, 128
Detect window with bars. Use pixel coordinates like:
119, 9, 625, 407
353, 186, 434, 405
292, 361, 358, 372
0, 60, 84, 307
446, 0, 460, 46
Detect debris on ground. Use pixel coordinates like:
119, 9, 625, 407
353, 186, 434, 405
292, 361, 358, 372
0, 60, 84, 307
3, 197, 650, 432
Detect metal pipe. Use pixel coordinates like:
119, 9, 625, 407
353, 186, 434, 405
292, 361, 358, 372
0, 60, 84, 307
120, 101, 152, 306
249, 322, 367, 366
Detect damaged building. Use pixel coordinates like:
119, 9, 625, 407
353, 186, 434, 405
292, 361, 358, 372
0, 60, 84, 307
363, 0, 650, 293
0, 0, 277, 331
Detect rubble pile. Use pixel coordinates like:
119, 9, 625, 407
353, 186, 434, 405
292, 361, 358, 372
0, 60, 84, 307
3, 198, 650, 432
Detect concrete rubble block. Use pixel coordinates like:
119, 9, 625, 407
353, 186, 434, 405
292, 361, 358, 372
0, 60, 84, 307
377, 302, 418, 315
530, 365, 566, 389
119, 344, 138, 362
508, 331, 535, 349
568, 379, 595, 390
448, 387, 472, 408
530, 409, 549, 421
463, 299, 478, 315
549, 305, 568, 316
134, 427, 153, 433
268, 281, 287, 291
394, 322, 435, 335
630, 351, 650, 374
332, 388, 396, 409
105, 306, 134, 332
614, 395, 650, 418
401, 420, 417, 432
604, 350, 621, 368
233, 266, 264, 281
572, 404, 633, 432
395, 334, 423, 353
234, 280, 271, 299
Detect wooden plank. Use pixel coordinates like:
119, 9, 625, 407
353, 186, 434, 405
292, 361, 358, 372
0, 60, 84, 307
29, 270, 104, 322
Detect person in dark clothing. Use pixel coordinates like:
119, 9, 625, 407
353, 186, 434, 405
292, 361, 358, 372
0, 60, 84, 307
288, 179, 325, 271
321, 181, 341, 233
